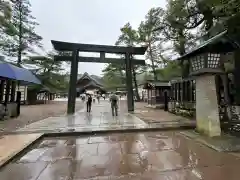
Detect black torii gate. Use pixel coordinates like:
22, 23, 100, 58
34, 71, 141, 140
51, 40, 147, 114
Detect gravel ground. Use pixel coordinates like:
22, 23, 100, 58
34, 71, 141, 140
0, 101, 84, 132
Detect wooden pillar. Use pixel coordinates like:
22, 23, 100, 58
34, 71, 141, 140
67, 50, 79, 114
10, 81, 16, 102
178, 83, 181, 102
4, 80, 11, 105
174, 83, 177, 101
16, 91, 21, 116
125, 52, 134, 112
191, 80, 195, 102
0, 79, 4, 102
186, 81, 190, 101
24, 86, 27, 104
184, 81, 187, 101
181, 81, 185, 102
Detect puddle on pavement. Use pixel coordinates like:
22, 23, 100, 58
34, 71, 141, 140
1, 131, 240, 180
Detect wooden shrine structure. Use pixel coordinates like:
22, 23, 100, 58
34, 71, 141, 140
173, 14, 240, 136
76, 72, 105, 95
142, 80, 171, 107
51, 40, 147, 114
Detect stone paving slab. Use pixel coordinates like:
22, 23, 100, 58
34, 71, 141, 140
0, 100, 195, 171
180, 130, 240, 152
1, 131, 240, 180
0, 133, 43, 167
14, 101, 194, 135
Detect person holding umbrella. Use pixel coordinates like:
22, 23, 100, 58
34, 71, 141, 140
109, 92, 119, 116
86, 94, 92, 113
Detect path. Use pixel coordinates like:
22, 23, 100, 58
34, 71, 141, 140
134, 102, 195, 124
1, 131, 240, 179
0, 99, 239, 179
14, 100, 148, 134
0, 101, 84, 133
12, 100, 194, 134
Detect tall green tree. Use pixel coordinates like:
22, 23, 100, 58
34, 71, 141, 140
102, 70, 125, 90
24, 52, 62, 73
23, 51, 63, 89
0, 1, 17, 49
163, 0, 198, 55
116, 23, 145, 101
1, 0, 42, 65
166, 0, 239, 37
102, 63, 126, 86
0, 1, 12, 30
138, 7, 166, 80
156, 61, 182, 80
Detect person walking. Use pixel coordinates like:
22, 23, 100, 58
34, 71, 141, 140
110, 92, 119, 116
86, 94, 92, 113
97, 94, 100, 104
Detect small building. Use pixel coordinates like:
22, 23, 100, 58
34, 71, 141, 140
172, 14, 240, 136
142, 80, 171, 108
26, 85, 56, 105
168, 77, 196, 118
76, 72, 105, 95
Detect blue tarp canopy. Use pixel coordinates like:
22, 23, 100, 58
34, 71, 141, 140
0, 63, 41, 84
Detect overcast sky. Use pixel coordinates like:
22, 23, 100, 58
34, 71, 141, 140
31, 0, 167, 76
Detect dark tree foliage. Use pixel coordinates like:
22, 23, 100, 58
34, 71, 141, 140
1, 0, 42, 65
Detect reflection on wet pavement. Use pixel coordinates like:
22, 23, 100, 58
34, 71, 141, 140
1, 131, 240, 180
14, 101, 194, 134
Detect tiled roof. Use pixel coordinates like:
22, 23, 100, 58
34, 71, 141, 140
77, 72, 103, 86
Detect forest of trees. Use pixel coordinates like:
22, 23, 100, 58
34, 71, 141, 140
0, 0, 239, 94
102, 0, 240, 99
0, 0, 69, 92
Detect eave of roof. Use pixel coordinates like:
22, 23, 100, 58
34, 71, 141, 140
142, 80, 171, 89
176, 31, 228, 61
77, 72, 103, 86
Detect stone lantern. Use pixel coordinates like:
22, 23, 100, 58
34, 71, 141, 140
190, 53, 224, 76
186, 52, 224, 137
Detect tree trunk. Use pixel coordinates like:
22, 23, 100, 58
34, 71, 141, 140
177, 29, 187, 78
17, 0, 23, 65
132, 66, 140, 101
149, 43, 158, 81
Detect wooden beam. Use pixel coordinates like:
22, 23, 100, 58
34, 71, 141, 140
51, 40, 147, 55
54, 55, 145, 65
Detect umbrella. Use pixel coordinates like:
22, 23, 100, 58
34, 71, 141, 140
0, 63, 41, 84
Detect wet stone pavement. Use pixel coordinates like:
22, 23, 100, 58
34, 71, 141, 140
15, 102, 146, 134
1, 131, 240, 180
1, 100, 237, 179
13, 100, 194, 134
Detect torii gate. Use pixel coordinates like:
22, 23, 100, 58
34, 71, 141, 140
51, 40, 147, 114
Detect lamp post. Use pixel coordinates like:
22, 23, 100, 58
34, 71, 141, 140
189, 53, 223, 76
